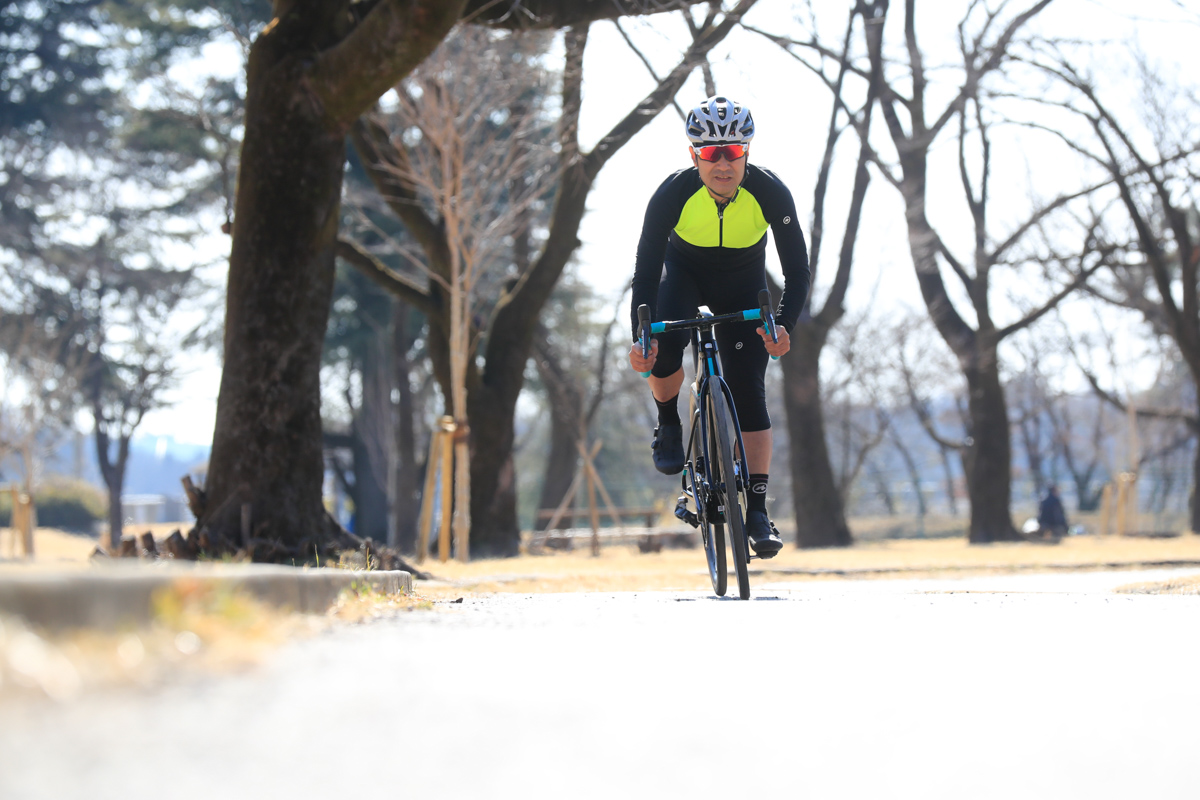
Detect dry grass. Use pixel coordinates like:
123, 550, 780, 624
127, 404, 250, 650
0, 575, 430, 703
0, 527, 98, 569
414, 532, 1200, 594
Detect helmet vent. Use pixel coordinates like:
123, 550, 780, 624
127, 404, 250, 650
685, 95, 755, 146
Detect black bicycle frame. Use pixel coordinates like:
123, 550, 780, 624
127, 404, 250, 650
686, 313, 750, 511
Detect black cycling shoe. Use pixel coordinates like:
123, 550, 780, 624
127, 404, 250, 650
651, 423, 685, 475
746, 510, 783, 558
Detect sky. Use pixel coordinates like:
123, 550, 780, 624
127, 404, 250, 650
134, 0, 1200, 448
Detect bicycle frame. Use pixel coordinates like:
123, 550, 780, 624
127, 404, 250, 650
683, 312, 751, 520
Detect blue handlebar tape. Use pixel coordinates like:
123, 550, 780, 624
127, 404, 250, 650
742, 309, 762, 321
640, 371, 652, 378
771, 355, 779, 361
649, 321, 666, 334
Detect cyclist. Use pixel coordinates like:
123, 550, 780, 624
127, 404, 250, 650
627, 96, 810, 558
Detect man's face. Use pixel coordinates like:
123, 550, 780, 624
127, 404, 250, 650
691, 146, 747, 198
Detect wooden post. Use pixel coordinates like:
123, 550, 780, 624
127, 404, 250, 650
438, 417, 454, 563
577, 440, 623, 529
1123, 472, 1132, 534
6, 487, 19, 558
26, 494, 35, 558
585, 446, 600, 556
415, 431, 441, 564
9, 488, 33, 559
1099, 483, 1113, 536
453, 426, 470, 562
541, 469, 585, 538
1115, 474, 1129, 537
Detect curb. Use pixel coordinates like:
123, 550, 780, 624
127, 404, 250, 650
0, 564, 412, 631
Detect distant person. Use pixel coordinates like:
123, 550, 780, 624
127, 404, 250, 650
1037, 484, 1068, 537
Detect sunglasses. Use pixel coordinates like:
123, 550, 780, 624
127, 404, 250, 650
693, 144, 748, 162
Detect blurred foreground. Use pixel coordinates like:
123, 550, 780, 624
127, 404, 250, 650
4, 569, 1200, 800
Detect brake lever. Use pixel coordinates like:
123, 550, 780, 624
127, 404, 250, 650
757, 289, 779, 360
637, 303, 652, 378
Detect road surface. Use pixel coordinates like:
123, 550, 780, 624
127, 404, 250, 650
3, 569, 1199, 799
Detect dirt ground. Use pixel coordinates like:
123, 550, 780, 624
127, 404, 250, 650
6, 525, 1200, 592
412, 529, 1200, 595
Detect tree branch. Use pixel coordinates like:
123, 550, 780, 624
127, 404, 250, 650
309, 0, 467, 127
464, 0, 709, 27
335, 238, 440, 317
583, 0, 759, 179
350, 114, 451, 278
613, 19, 686, 121
996, 257, 1107, 341
1079, 368, 1199, 431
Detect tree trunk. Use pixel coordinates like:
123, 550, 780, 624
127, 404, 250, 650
1192, 429, 1200, 534
782, 325, 852, 548
533, 337, 583, 529
350, 424, 388, 541
202, 10, 349, 549
392, 301, 420, 552
890, 429, 927, 517
939, 446, 960, 516
962, 351, 1019, 542
94, 426, 129, 551
345, 335, 391, 542
465, 382, 521, 556
866, 462, 897, 515
898, 179, 1017, 543
535, 408, 581, 530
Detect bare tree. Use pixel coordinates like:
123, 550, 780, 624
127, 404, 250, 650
1031, 49, 1200, 530
860, 0, 1114, 542
343, 5, 757, 555
821, 308, 892, 506
198, 0, 722, 558
893, 313, 969, 518
531, 283, 617, 529
742, 2, 883, 547
0, 337, 85, 555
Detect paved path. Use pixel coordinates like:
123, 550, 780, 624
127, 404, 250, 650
3, 569, 1200, 799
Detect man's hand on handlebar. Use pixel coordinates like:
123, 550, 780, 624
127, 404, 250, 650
629, 338, 658, 373
758, 325, 790, 358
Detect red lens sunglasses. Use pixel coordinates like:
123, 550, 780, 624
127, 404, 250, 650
693, 144, 747, 162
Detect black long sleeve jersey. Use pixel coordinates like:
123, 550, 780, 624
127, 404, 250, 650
629, 163, 811, 340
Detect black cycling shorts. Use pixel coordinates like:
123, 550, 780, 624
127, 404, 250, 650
650, 257, 771, 432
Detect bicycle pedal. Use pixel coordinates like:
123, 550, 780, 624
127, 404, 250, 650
674, 496, 700, 528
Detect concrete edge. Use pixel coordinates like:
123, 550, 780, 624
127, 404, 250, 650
0, 565, 412, 632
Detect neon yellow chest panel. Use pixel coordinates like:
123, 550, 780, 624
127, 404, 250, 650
672, 187, 769, 249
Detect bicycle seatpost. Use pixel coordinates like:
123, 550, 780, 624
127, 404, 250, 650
637, 303, 652, 378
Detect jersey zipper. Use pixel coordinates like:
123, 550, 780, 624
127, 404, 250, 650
716, 188, 737, 248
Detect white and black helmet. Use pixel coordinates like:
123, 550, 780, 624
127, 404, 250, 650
685, 96, 755, 145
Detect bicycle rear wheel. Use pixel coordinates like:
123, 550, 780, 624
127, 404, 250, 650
687, 419, 726, 596
709, 386, 750, 600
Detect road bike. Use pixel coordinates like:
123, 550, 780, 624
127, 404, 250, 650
637, 289, 779, 600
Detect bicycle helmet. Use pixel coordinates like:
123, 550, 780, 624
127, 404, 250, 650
685, 96, 755, 145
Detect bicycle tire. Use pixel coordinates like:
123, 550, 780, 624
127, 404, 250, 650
709, 386, 750, 600
688, 418, 726, 596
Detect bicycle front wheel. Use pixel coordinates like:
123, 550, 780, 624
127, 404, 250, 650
709, 386, 750, 600
688, 419, 726, 596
